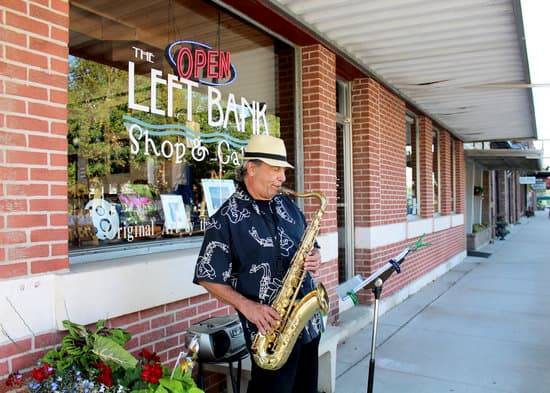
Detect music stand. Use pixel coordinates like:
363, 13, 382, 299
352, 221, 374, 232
339, 236, 429, 393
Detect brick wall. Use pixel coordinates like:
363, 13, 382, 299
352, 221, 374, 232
351, 77, 407, 227
354, 225, 465, 304
512, 172, 519, 222
439, 130, 452, 215
379, 86, 407, 223
351, 81, 465, 306
0, 0, 69, 278
301, 44, 338, 320
351, 77, 380, 226
301, 44, 336, 232
455, 140, 465, 214
482, 170, 491, 225
496, 170, 508, 222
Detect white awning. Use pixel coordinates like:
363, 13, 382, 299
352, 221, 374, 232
465, 149, 543, 170
272, 0, 536, 141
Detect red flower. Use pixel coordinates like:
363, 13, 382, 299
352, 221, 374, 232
139, 348, 161, 363
5, 372, 23, 387
31, 363, 54, 382
95, 361, 113, 387
97, 372, 113, 387
31, 367, 47, 382
141, 363, 163, 384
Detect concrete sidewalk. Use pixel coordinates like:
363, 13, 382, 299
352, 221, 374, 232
335, 211, 550, 393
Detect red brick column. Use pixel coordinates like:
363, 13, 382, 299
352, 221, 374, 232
0, 0, 69, 278
439, 130, 452, 215
302, 44, 336, 232
516, 172, 522, 219
511, 172, 518, 223
482, 170, 490, 224
418, 116, 433, 217
455, 140, 466, 214
351, 77, 380, 227
301, 44, 338, 320
351, 77, 408, 304
351, 78, 406, 228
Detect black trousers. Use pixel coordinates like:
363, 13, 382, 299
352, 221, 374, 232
246, 336, 320, 393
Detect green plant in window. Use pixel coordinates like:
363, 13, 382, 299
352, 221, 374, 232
68, 58, 142, 192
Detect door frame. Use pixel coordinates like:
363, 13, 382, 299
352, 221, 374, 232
336, 80, 355, 282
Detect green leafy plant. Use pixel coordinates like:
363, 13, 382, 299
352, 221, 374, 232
6, 320, 203, 393
495, 217, 510, 240
472, 223, 487, 233
43, 320, 135, 374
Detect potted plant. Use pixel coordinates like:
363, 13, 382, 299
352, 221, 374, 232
5, 320, 203, 393
495, 218, 509, 240
467, 223, 491, 250
473, 186, 484, 196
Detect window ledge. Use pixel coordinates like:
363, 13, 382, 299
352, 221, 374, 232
69, 236, 204, 265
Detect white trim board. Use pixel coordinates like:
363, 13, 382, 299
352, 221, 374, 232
355, 214, 464, 249
318, 231, 339, 263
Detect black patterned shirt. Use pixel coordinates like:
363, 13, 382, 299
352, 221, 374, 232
193, 182, 324, 348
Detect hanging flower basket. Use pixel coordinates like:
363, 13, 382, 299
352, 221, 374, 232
473, 186, 484, 196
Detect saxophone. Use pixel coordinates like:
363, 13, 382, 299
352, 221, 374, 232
251, 187, 330, 370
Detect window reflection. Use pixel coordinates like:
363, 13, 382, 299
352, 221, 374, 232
67, 0, 294, 250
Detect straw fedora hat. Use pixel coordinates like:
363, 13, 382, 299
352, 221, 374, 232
243, 134, 294, 168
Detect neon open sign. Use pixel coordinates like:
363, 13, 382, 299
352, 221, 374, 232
165, 40, 237, 86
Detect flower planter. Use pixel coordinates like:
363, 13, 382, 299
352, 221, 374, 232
467, 227, 491, 250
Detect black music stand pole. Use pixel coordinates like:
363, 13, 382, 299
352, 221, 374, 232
367, 277, 383, 393
338, 235, 429, 393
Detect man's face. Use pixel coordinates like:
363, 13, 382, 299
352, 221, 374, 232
246, 161, 287, 200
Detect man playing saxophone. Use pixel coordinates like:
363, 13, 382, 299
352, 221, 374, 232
193, 134, 324, 393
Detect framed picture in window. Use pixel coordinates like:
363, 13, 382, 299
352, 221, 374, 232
201, 179, 236, 217
160, 194, 190, 231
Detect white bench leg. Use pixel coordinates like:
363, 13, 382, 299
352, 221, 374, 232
318, 344, 337, 393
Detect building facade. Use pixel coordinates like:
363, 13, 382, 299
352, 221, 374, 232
464, 141, 542, 250
3, 1, 536, 392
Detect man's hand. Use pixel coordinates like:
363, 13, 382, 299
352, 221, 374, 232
304, 247, 321, 275
199, 281, 281, 336
241, 300, 280, 335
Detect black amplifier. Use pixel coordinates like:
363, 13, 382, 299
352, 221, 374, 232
188, 315, 246, 362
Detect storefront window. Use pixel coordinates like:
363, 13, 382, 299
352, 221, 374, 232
67, 0, 295, 251
433, 129, 440, 213
406, 116, 418, 216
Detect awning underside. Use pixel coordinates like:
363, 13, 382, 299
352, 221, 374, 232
273, 0, 536, 142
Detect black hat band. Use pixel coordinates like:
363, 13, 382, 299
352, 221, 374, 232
244, 151, 287, 161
